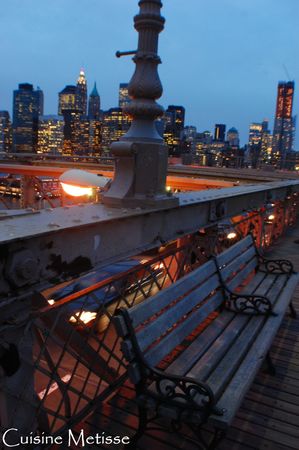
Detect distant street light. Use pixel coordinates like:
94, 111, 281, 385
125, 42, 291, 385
59, 169, 111, 197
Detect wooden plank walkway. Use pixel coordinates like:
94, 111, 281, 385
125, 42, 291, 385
77, 225, 299, 450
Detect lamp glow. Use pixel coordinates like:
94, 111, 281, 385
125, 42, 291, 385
227, 231, 237, 240
61, 182, 93, 197
59, 169, 111, 197
69, 311, 97, 325
268, 214, 275, 221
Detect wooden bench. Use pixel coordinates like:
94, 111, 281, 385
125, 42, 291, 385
113, 235, 299, 449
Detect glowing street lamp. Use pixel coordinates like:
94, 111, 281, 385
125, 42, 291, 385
227, 231, 237, 240
59, 169, 111, 197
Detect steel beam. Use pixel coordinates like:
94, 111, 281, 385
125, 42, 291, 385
0, 180, 298, 297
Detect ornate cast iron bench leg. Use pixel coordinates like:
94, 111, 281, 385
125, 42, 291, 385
265, 352, 276, 376
208, 429, 227, 450
128, 405, 148, 449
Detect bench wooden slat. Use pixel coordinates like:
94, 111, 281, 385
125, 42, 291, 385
207, 276, 286, 397
137, 273, 220, 351
239, 270, 266, 294
216, 235, 253, 267
148, 268, 267, 372
145, 291, 224, 367
185, 272, 278, 382
221, 245, 257, 281
148, 271, 269, 380
227, 257, 257, 291
164, 313, 234, 375
187, 314, 249, 381
208, 273, 299, 430
129, 260, 217, 327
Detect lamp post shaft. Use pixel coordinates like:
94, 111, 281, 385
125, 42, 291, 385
103, 0, 178, 209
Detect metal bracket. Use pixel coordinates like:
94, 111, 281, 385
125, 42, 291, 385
116, 50, 137, 58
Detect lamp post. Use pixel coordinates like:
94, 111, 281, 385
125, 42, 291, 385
103, 0, 178, 209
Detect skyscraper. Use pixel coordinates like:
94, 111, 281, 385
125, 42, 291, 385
214, 124, 226, 142
12, 83, 44, 153
101, 108, 131, 151
88, 82, 102, 155
227, 127, 240, 147
76, 69, 87, 115
248, 123, 263, 168
163, 105, 185, 155
58, 85, 77, 115
38, 115, 64, 155
88, 82, 101, 120
0, 111, 12, 152
119, 83, 131, 109
58, 85, 81, 155
272, 81, 295, 168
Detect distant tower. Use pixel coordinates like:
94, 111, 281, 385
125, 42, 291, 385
272, 81, 295, 168
76, 69, 88, 115
118, 83, 131, 109
0, 111, 12, 152
164, 105, 185, 155
58, 85, 77, 115
214, 124, 226, 142
38, 115, 64, 155
248, 122, 263, 168
227, 127, 240, 147
88, 82, 101, 155
88, 82, 101, 120
12, 83, 44, 153
58, 85, 81, 155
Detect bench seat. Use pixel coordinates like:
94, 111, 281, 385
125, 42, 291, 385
113, 235, 298, 448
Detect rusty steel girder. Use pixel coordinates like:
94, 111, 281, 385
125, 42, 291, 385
0, 180, 298, 299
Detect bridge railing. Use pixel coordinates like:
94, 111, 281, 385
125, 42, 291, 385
0, 191, 297, 443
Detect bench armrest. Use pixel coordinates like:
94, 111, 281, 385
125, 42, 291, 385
257, 256, 294, 275
143, 366, 223, 415
221, 284, 275, 316
254, 244, 294, 274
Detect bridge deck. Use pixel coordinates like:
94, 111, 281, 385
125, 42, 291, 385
73, 225, 299, 450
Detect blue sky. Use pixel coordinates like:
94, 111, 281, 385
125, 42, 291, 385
0, 0, 298, 146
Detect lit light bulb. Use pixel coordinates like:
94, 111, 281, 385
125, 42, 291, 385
268, 214, 275, 221
61, 182, 93, 197
227, 231, 237, 240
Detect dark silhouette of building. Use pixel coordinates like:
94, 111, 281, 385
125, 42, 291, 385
119, 83, 131, 109
0, 111, 12, 152
38, 115, 64, 155
58, 85, 77, 116
12, 83, 43, 153
272, 81, 295, 168
76, 69, 88, 115
164, 105, 185, 155
227, 127, 239, 147
88, 83, 102, 155
101, 108, 131, 152
214, 124, 226, 142
88, 82, 101, 120
58, 84, 89, 155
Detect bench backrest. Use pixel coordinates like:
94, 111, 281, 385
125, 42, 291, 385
215, 234, 258, 290
114, 258, 223, 372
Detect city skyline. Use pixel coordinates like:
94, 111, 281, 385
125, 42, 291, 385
0, 0, 298, 146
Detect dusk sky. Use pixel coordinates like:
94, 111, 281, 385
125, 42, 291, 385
1, 0, 298, 146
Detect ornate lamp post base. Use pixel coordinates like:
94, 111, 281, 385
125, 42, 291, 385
103, 139, 177, 209
102, 0, 179, 210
